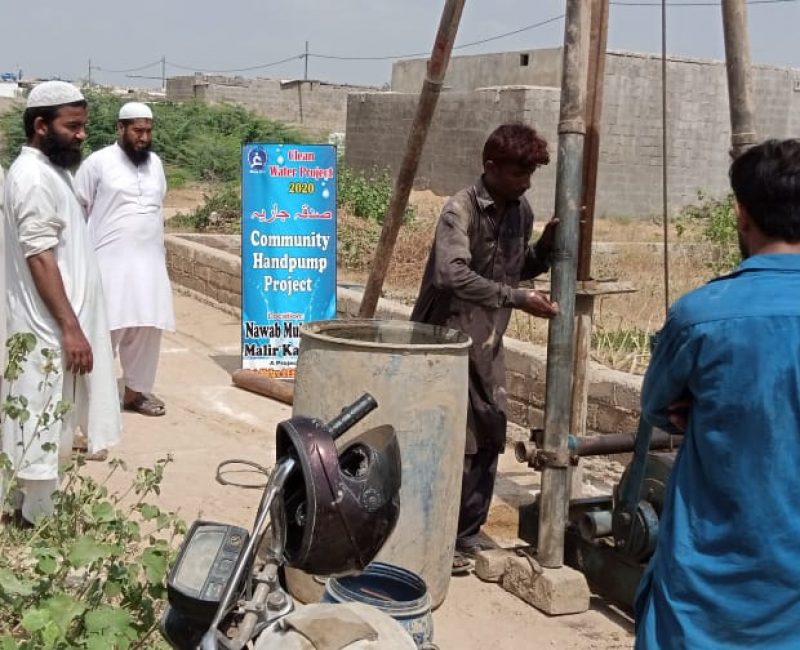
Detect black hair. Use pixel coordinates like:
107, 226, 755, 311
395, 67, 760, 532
482, 123, 550, 169
23, 100, 88, 139
730, 139, 800, 242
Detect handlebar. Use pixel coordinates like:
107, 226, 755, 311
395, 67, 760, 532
326, 393, 378, 440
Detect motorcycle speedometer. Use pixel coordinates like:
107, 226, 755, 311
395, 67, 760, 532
166, 520, 249, 624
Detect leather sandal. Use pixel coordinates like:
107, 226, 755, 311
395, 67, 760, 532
123, 393, 166, 417
452, 551, 474, 575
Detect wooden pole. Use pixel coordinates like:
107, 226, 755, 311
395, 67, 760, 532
358, 0, 466, 318
232, 369, 294, 405
721, 0, 758, 158
569, 0, 609, 499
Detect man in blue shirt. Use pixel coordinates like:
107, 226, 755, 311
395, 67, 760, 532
635, 138, 800, 649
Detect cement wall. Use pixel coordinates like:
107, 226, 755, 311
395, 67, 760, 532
346, 87, 561, 218
350, 50, 800, 217
391, 48, 563, 94
165, 233, 642, 437
166, 74, 376, 137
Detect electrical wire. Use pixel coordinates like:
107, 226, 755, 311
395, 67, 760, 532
612, 0, 796, 5
93, 59, 162, 74
310, 14, 565, 61
166, 54, 303, 74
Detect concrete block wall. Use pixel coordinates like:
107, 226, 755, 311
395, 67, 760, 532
166, 74, 375, 137
165, 233, 643, 436
597, 53, 800, 216
391, 48, 564, 93
351, 50, 800, 218
346, 87, 561, 217
165, 234, 242, 309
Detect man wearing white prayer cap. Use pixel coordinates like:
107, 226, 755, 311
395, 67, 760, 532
74, 101, 174, 417
2, 81, 122, 522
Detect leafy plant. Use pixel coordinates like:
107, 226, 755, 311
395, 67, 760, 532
675, 191, 740, 274
0, 456, 183, 649
337, 166, 414, 224
0, 334, 184, 648
591, 324, 653, 375
0, 89, 312, 185
170, 182, 241, 232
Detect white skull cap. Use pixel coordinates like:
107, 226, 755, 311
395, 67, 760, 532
26, 80, 85, 108
118, 102, 153, 120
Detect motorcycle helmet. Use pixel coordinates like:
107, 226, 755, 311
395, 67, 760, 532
274, 417, 401, 576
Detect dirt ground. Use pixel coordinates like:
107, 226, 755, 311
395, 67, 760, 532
85, 291, 634, 649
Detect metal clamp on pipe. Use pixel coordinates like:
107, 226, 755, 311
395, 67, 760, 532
514, 441, 574, 471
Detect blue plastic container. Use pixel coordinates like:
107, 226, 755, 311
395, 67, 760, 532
323, 562, 434, 648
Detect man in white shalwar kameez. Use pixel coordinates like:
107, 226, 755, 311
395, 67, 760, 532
74, 102, 175, 417
1, 81, 121, 522
1, 165, 6, 385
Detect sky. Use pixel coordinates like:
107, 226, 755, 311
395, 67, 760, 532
0, 0, 798, 89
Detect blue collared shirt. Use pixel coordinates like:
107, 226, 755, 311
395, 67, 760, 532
636, 253, 800, 650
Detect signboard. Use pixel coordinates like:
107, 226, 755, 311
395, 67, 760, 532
241, 143, 337, 376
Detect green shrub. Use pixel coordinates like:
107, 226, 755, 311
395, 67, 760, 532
676, 191, 740, 274
337, 166, 414, 224
1, 333, 183, 649
0, 89, 312, 185
170, 183, 241, 232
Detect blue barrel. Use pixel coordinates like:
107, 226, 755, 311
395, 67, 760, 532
323, 562, 434, 648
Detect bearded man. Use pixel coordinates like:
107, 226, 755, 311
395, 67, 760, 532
74, 102, 175, 417
2, 81, 121, 522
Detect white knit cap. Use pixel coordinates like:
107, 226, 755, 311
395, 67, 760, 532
26, 80, 85, 108
118, 102, 153, 120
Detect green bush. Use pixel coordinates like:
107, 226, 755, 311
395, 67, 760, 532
171, 183, 241, 232
337, 166, 414, 224
676, 191, 740, 274
1, 333, 183, 649
0, 89, 312, 185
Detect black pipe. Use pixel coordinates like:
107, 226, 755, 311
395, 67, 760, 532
572, 429, 681, 457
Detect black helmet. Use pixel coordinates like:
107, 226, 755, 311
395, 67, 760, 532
273, 416, 401, 576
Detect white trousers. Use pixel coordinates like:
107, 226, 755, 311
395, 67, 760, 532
111, 326, 163, 393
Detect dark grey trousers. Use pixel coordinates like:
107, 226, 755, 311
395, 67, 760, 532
456, 447, 500, 547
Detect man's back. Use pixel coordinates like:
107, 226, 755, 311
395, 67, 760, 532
637, 253, 800, 649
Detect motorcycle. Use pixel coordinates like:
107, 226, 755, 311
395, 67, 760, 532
160, 393, 433, 649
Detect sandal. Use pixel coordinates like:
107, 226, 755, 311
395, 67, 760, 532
144, 393, 165, 407
452, 551, 473, 575
124, 393, 166, 417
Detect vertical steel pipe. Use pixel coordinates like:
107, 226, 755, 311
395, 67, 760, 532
538, 0, 591, 569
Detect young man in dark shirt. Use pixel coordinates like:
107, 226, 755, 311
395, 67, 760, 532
411, 123, 558, 571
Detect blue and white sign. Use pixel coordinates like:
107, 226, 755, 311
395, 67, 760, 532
241, 143, 337, 376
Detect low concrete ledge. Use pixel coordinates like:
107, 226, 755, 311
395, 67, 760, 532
165, 234, 642, 436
